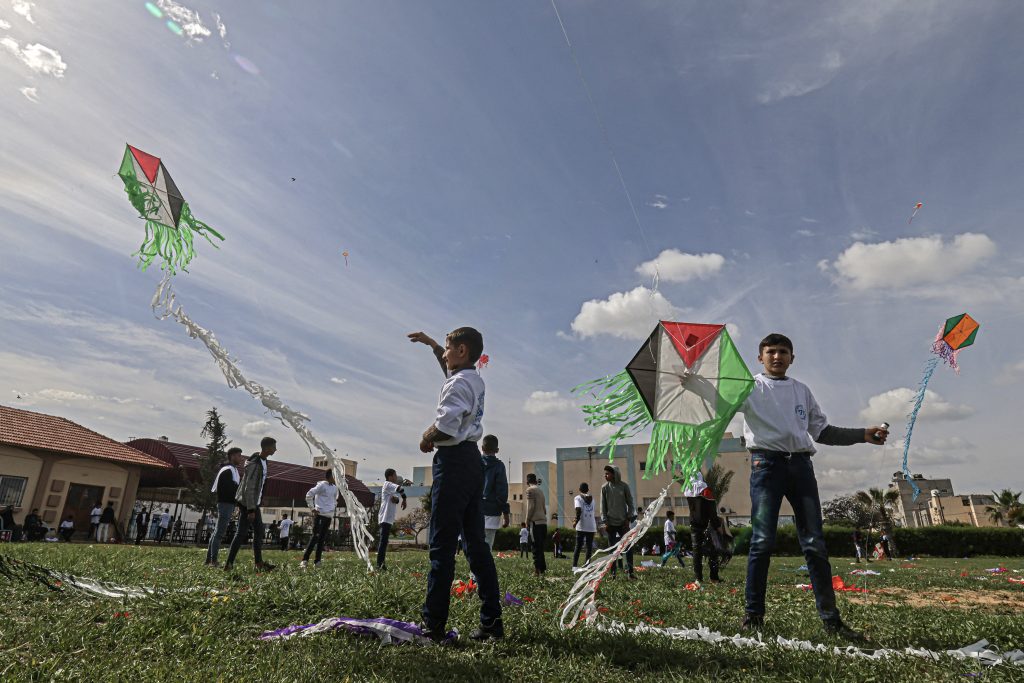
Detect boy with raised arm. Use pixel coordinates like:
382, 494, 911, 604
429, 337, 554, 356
408, 329, 503, 641
741, 333, 888, 640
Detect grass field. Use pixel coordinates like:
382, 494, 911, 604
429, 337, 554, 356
2, 543, 1024, 682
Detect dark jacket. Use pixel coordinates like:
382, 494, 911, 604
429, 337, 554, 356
600, 465, 634, 528
235, 453, 268, 510
481, 454, 510, 517
214, 465, 240, 504
100, 506, 115, 524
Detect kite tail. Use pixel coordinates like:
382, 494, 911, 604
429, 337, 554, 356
645, 417, 730, 485
152, 274, 375, 570
573, 370, 652, 458
901, 357, 939, 501
180, 202, 225, 244
559, 486, 668, 630
0, 553, 157, 599
931, 339, 961, 374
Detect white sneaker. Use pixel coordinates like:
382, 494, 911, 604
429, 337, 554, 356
299, 561, 308, 569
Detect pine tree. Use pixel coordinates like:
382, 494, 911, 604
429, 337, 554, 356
182, 408, 231, 519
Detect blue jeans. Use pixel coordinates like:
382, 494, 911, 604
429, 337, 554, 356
206, 502, 236, 564
745, 452, 839, 624
376, 522, 392, 568
421, 442, 501, 630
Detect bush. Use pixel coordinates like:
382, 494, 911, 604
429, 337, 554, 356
729, 524, 1024, 557
492, 525, 697, 553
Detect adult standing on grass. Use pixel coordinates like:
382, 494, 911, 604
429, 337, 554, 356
853, 528, 865, 563
684, 471, 721, 583
135, 507, 149, 546
278, 514, 293, 551
480, 435, 510, 550
572, 482, 597, 567
739, 333, 888, 640
224, 436, 277, 573
206, 447, 244, 566
89, 500, 102, 541
98, 502, 116, 544
525, 473, 547, 576
157, 509, 172, 543
376, 468, 408, 571
301, 468, 339, 568
409, 328, 503, 641
601, 465, 636, 579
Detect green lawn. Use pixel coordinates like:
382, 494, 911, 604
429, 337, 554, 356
2, 543, 1023, 682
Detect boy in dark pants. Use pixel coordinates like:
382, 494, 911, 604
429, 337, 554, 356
740, 333, 888, 640
409, 328, 502, 641
376, 468, 408, 570
224, 436, 278, 573
600, 465, 636, 579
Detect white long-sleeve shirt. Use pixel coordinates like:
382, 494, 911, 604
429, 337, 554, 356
305, 480, 339, 516
378, 481, 402, 524
433, 368, 485, 446
741, 373, 828, 453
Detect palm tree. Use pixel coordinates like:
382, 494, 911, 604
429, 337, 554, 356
704, 463, 734, 505
986, 489, 1022, 527
855, 487, 899, 532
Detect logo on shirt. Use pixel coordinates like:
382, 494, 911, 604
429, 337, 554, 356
795, 404, 806, 421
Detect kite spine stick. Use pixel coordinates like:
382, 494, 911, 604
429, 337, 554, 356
151, 274, 375, 570
901, 356, 938, 501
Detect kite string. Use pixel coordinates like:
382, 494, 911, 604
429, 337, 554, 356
151, 273, 375, 570
900, 356, 938, 501
549, 0, 660, 291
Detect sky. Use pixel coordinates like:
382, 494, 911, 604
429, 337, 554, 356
1, 0, 1022, 498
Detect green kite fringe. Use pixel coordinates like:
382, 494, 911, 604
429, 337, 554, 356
573, 370, 652, 458
121, 172, 224, 274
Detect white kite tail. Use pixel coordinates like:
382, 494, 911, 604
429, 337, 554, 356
559, 486, 669, 630
152, 274, 374, 570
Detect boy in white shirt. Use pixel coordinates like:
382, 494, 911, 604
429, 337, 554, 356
89, 502, 102, 541
278, 514, 293, 551
519, 523, 530, 557
409, 328, 502, 641
660, 510, 685, 568
741, 333, 888, 640
571, 482, 597, 567
376, 468, 408, 570
301, 469, 339, 568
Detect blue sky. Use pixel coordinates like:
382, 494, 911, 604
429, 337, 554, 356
1, 0, 1022, 498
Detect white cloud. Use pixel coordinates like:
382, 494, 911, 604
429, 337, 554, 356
795, 229, 814, 237
1, 38, 66, 77
758, 50, 844, 104
648, 200, 668, 210
859, 387, 975, 424
995, 359, 1024, 385
0, 18, 11, 29
19, 86, 38, 103
825, 233, 996, 291
569, 286, 678, 340
330, 377, 347, 385
636, 249, 725, 283
725, 322, 741, 340
156, 0, 212, 41
523, 390, 573, 415
11, 0, 33, 24
213, 12, 229, 47
25, 388, 136, 405
241, 419, 272, 437
928, 436, 974, 451
801, 217, 818, 224
182, 395, 194, 402
850, 227, 878, 241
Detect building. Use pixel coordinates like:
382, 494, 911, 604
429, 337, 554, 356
128, 437, 374, 526
926, 490, 1001, 527
0, 405, 170, 534
888, 472, 954, 528
312, 454, 359, 478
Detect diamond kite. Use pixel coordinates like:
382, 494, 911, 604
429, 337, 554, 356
117, 144, 224, 273
908, 202, 923, 224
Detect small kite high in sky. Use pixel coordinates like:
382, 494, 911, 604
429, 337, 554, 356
908, 201, 924, 224
118, 144, 223, 273
341, 250, 349, 266
900, 313, 979, 498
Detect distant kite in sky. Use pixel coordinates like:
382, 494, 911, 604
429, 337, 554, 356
476, 354, 489, 370
118, 144, 223, 273
342, 250, 349, 266
908, 202, 924, 224
901, 313, 979, 499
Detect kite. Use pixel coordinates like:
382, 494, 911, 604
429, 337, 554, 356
908, 202, 924, 224
573, 321, 754, 481
116, 144, 375, 570
117, 144, 224, 273
476, 354, 489, 370
900, 313, 979, 499
563, 322, 753, 630
342, 250, 349, 266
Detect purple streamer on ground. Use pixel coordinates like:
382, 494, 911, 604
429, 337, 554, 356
503, 591, 525, 606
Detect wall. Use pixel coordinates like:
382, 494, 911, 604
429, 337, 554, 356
0, 445, 43, 522
46, 457, 132, 530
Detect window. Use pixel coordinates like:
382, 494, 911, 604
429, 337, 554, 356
0, 475, 28, 507
643, 497, 656, 508
674, 497, 686, 507
639, 461, 646, 471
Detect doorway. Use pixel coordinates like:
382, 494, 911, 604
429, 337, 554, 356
63, 483, 105, 540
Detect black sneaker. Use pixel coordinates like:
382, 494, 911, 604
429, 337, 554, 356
255, 561, 276, 573
824, 621, 868, 642
469, 618, 504, 641
740, 614, 764, 632
418, 622, 449, 643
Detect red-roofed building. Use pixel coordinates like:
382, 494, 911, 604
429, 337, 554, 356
127, 438, 374, 522
0, 405, 170, 535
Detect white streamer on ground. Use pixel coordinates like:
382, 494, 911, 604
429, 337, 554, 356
152, 273, 374, 570
595, 620, 1024, 668
560, 486, 669, 629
